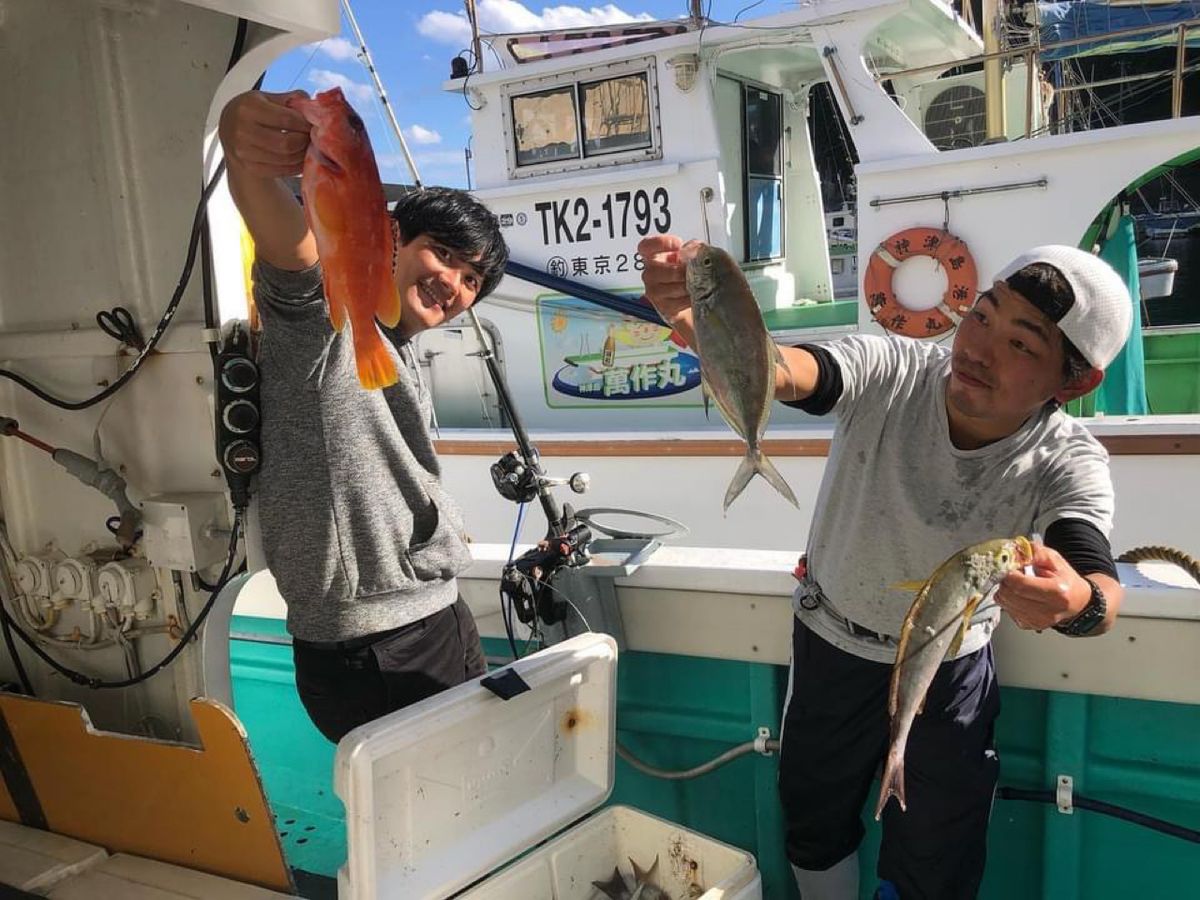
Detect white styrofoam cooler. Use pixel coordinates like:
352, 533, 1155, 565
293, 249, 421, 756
334, 632, 761, 900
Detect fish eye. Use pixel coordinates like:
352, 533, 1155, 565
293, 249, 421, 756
1000, 553, 1010, 563
347, 111, 366, 132
703, 257, 712, 267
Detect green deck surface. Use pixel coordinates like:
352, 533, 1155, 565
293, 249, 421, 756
231, 616, 1200, 898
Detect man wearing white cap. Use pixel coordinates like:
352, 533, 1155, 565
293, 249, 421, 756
639, 238, 1132, 900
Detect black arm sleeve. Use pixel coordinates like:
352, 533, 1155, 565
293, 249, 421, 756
780, 344, 844, 416
1043, 518, 1119, 580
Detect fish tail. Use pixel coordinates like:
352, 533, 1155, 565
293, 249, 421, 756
755, 447, 800, 509
723, 447, 800, 513
722, 451, 757, 514
353, 323, 399, 390
874, 746, 907, 821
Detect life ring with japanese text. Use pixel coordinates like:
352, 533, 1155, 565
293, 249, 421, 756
863, 227, 978, 338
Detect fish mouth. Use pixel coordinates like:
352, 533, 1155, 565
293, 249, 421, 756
678, 240, 706, 265
1014, 536, 1035, 567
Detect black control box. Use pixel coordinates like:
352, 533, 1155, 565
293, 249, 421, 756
214, 323, 261, 509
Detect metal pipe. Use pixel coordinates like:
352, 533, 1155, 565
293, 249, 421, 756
340, 0, 422, 187
880, 16, 1200, 81
464, 0, 483, 73
983, 0, 1006, 141
1025, 49, 1035, 139
823, 46, 864, 125
869, 178, 1048, 209
1055, 67, 1182, 95
1173, 24, 1188, 118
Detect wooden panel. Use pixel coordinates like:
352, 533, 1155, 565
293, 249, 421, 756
435, 433, 1200, 458
0, 696, 293, 894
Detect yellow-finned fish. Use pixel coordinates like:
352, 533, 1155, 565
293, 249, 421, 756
875, 536, 1034, 820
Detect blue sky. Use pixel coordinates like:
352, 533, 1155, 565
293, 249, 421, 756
261, 1, 796, 187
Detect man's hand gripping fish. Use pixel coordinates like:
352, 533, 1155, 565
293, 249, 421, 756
875, 536, 1034, 820
680, 241, 799, 513
287, 88, 402, 390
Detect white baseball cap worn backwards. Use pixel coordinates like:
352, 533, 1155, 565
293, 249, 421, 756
995, 244, 1133, 371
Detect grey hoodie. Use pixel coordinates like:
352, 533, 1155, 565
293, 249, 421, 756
253, 260, 471, 642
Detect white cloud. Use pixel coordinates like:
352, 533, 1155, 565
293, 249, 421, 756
405, 124, 443, 145
307, 69, 375, 106
307, 36, 360, 62
417, 1, 655, 46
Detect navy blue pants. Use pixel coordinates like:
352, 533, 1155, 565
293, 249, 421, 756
778, 620, 1000, 900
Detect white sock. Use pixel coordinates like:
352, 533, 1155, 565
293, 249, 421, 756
791, 851, 860, 900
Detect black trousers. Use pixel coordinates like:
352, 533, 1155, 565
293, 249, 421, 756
291, 596, 487, 743
778, 620, 1000, 900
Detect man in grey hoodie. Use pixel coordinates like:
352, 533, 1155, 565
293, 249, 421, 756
219, 89, 509, 742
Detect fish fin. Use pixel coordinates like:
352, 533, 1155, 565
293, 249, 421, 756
723, 451, 757, 515
592, 866, 629, 900
321, 271, 348, 333
311, 177, 346, 236
889, 580, 927, 593
353, 321, 399, 390
874, 745, 907, 820
773, 342, 793, 381
949, 593, 984, 658
755, 447, 800, 509
375, 213, 403, 327
629, 855, 659, 886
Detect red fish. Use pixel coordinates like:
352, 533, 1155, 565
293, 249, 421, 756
287, 88, 401, 389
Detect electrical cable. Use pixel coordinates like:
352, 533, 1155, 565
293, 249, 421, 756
0, 163, 226, 410
0, 514, 242, 690
998, 787, 1200, 844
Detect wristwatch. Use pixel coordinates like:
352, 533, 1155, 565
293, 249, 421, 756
1053, 577, 1107, 636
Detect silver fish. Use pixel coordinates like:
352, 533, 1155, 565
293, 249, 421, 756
875, 536, 1034, 820
591, 855, 672, 900
681, 241, 799, 514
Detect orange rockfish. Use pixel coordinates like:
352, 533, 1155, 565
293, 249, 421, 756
288, 88, 401, 389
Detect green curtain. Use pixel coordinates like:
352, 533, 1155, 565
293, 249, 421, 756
1093, 213, 1148, 415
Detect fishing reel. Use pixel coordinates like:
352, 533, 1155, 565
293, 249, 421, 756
500, 517, 593, 627
490, 448, 590, 504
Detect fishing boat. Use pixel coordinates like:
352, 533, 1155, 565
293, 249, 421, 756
0, 0, 1198, 898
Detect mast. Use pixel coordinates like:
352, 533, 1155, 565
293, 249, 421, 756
983, 0, 1007, 141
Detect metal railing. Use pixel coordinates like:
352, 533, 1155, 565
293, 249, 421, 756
878, 16, 1199, 138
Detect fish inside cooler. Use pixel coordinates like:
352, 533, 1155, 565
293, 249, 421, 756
457, 804, 761, 900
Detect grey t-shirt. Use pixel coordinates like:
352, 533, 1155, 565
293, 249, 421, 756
797, 334, 1114, 663
253, 260, 472, 642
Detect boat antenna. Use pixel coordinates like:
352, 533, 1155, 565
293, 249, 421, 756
688, 1, 705, 28
465, 0, 484, 73
340, 0, 423, 188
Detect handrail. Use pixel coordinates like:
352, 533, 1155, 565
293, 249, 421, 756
877, 16, 1197, 138
878, 16, 1199, 81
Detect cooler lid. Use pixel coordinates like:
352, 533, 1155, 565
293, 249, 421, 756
334, 632, 618, 900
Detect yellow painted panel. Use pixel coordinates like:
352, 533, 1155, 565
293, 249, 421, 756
0, 696, 293, 894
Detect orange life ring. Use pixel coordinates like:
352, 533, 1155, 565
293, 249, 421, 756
862, 227, 978, 338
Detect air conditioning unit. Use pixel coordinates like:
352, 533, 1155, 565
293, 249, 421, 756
902, 62, 1047, 149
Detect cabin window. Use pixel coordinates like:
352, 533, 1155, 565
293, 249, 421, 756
505, 60, 661, 176
580, 74, 652, 156
512, 87, 579, 166
744, 86, 783, 261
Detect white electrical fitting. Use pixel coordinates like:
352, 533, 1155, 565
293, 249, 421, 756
51, 556, 97, 610
14, 549, 65, 602
97, 558, 159, 620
